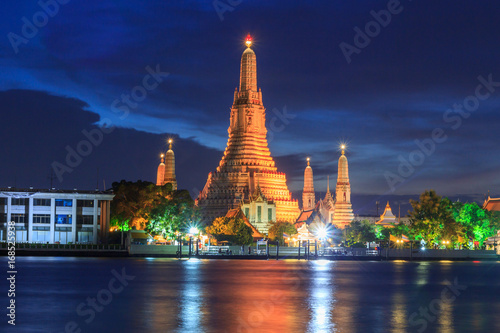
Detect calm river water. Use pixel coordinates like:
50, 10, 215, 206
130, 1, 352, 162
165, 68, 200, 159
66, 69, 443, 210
1, 257, 499, 332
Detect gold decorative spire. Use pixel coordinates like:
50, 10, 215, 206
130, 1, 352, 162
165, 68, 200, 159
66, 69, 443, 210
303, 157, 315, 210
168, 138, 173, 150
160, 153, 164, 164
239, 34, 257, 92
197, 36, 299, 223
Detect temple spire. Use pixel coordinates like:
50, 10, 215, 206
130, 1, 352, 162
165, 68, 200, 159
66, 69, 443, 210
161, 139, 177, 190
197, 36, 299, 223
239, 34, 257, 92
302, 157, 315, 211
156, 154, 165, 186
331, 145, 354, 228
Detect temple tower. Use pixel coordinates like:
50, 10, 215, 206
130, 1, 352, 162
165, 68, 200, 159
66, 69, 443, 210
302, 158, 315, 211
196, 35, 299, 223
156, 154, 165, 186
157, 139, 177, 190
332, 145, 354, 228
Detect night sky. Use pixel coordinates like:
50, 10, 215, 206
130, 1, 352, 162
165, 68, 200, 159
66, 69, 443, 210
1, 1, 500, 215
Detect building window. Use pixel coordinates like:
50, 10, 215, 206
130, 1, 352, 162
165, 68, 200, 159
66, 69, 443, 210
55, 199, 73, 207
268, 208, 272, 222
77, 200, 94, 208
56, 214, 72, 224
34, 199, 51, 206
77, 215, 93, 225
33, 214, 51, 224
0, 213, 6, 223
244, 208, 249, 218
11, 214, 25, 223
257, 206, 261, 222
12, 198, 27, 206
0, 198, 6, 205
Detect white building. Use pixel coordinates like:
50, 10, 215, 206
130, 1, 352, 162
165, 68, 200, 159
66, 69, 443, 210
0, 188, 114, 244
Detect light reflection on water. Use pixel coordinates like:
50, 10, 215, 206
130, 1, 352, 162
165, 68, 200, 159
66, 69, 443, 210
307, 261, 335, 333
3, 258, 500, 333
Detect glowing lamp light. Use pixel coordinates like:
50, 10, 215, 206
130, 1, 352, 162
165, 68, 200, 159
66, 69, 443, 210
189, 227, 199, 235
168, 139, 173, 144
316, 226, 328, 240
245, 34, 252, 47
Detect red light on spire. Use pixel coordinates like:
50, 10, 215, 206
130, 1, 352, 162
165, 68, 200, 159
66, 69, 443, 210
245, 34, 252, 47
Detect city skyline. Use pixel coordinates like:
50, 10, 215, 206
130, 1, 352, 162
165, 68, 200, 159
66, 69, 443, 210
2, 1, 500, 215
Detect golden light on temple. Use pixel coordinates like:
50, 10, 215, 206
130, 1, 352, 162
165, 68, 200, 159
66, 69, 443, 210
339, 142, 347, 155
160, 154, 164, 158
245, 34, 252, 47
307, 157, 310, 166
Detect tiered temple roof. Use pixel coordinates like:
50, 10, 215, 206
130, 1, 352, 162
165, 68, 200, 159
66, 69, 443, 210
196, 36, 300, 224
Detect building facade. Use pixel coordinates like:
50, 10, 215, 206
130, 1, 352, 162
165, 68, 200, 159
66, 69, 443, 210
0, 188, 113, 244
240, 186, 276, 234
196, 35, 299, 223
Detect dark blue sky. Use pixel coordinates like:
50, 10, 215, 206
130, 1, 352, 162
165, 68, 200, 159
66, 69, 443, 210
1, 0, 500, 214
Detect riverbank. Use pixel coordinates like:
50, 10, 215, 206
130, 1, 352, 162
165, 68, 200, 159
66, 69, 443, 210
2, 245, 498, 261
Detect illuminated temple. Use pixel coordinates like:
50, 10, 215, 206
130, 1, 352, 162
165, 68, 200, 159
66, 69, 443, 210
196, 35, 300, 223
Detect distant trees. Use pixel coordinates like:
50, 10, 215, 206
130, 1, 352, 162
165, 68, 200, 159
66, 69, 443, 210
268, 222, 297, 246
206, 217, 254, 245
452, 201, 500, 248
345, 220, 377, 247
145, 190, 198, 240
110, 180, 197, 239
408, 190, 500, 248
408, 190, 464, 245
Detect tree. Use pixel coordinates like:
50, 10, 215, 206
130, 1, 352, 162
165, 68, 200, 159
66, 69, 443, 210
452, 201, 500, 248
268, 222, 297, 246
144, 190, 197, 240
206, 217, 253, 245
408, 190, 464, 247
111, 180, 169, 230
110, 180, 197, 241
345, 220, 376, 247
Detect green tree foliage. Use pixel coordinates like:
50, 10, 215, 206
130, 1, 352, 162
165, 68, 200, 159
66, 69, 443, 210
408, 190, 464, 246
268, 222, 298, 246
345, 220, 377, 247
206, 217, 254, 245
110, 180, 196, 238
452, 201, 500, 248
144, 190, 197, 239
